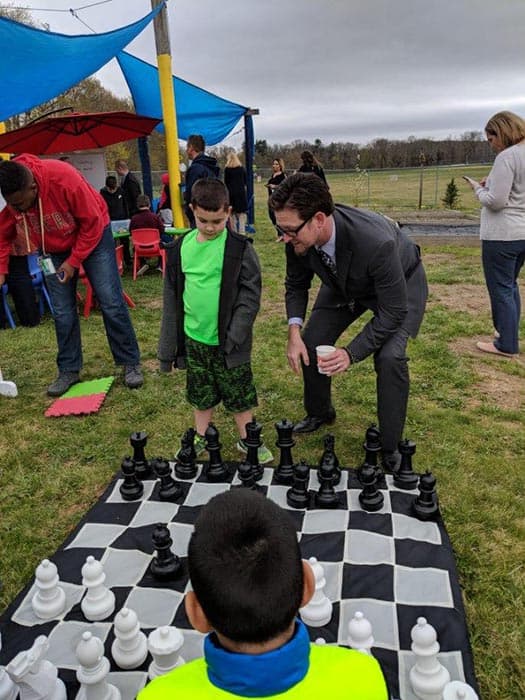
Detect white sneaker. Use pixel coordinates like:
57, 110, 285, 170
137, 264, 149, 277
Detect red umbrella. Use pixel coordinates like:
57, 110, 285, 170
0, 111, 161, 155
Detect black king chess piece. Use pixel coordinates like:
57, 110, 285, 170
174, 427, 198, 479
319, 433, 341, 485
315, 460, 339, 509
393, 439, 419, 490
130, 431, 152, 479
153, 457, 182, 501
244, 419, 264, 482
119, 456, 144, 501
274, 418, 295, 484
413, 470, 439, 520
286, 461, 310, 509
204, 423, 229, 482
358, 463, 384, 512
150, 523, 182, 580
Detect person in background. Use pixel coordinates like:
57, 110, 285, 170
465, 110, 525, 358
184, 135, 220, 228
156, 173, 173, 227
115, 159, 142, 217
224, 151, 248, 234
100, 175, 131, 265
265, 157, 286, 236
129, 194, 165, 276
0, 227, 40, 328
298, 150, 328, 185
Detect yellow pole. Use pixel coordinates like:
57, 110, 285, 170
0, 122, 11, 160
151, 0, 184, 227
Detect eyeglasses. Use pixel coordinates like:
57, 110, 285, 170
275, 216, 312, 239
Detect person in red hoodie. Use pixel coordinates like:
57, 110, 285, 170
0, 155, 143, 396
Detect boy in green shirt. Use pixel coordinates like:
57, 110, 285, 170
158, 179, 272, 463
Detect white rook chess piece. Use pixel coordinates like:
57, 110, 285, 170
81, 556, 115, 622
6, 635, 66, 700
32, 559, 66, 620
147, 626, 184, 680
0, 633, 18, 700
76, 631, 120, 700
348, 611, 374, 655
409, 617, 451, 700
299, 557, 332, 627
442, 680, 479, 700
111, 607, 148, 670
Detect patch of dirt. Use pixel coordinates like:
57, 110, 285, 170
429, 283, 489, 314
399, 210, 479, 226
142, 298, 163, 311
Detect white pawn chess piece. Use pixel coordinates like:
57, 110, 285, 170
76, 631, 120, 700
111, 607, 148, 670
32, 559, 66, 620
348, 611, 374, 655
80, 556, 115, 621
6, 635, 66, 700
442, 680, 479, 700
299, 557, 332, 627
0, 633, 19, 700
409, 617, 451, 700
147, 626, 185, 680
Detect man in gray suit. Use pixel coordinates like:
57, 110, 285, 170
270, 174, 428, 470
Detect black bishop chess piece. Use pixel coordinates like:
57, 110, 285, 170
413, 470, 440, 521
319, 433, 341, 486
357, 424, 383, 482
358, 463, 384, 512
315, 460, 339, 509
204, 423, 229, 482
286, 461, 310, 509
244, 419, 264, 482
119, 456, 144, 501
274, 418, 295, 485
237, 459, 259, 491
130, 431, 152, 479
393, 439, 419, 490
174, 427, 198, 479
150, 523, 182, 580
152, 457, 182, 501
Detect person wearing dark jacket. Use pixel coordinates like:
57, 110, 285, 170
184, 134, 220, 228
99, 175, 128, 221
298, 150, 328, 185
224, 151, 248, 234
115, 159, 142, 216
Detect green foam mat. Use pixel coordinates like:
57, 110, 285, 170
61, 376, 115, 398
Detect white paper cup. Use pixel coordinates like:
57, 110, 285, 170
316, 345, 336, 374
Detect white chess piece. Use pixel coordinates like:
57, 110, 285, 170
409, 617, 451, 700
0, 370, 17, 398
314, 638, 326, 646
0, 634, 18, 700
76, 631, 120, 700
442, 680, 479, 700
147, 626, 184, 680
80, 556, 115, 621
299, 557, 332, 627
348, 611, 374, 655
32, 559, 66, 620
6, 635, 66, 700
111, 607, 148, 670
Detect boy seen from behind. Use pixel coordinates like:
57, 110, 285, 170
138, 489, 389, 699
158, 178, 273, 463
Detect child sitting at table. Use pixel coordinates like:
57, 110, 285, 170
129, 194, 166, 276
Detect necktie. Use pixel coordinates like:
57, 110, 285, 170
316, 248, 337, 278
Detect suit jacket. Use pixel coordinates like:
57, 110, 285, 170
285, 204, 427, 362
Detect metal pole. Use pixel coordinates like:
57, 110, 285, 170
418, 151, 425, 209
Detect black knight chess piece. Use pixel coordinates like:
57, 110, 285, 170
175, 427, 198, 479
413, 470, 440, 520
130, 431, 152, 479
204, 423, 229, 482
119, 456, 144, 501
244, 418, 264, 482
153, 457, 182, 501
274, 418, 295, 484
319, 433, 341, 485
315, 460, 339, 509
393, 439, 419, 490
286, 461, 310, 509
358, 463, 384, 512
150, 523, 182, 580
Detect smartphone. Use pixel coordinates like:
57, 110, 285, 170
462, 175, 474, 183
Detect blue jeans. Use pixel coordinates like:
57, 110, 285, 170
45, 225, 141, 372
482, 239, 525, 354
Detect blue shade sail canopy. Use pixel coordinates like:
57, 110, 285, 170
117, 51, 248, 146
0, 5, 163, 122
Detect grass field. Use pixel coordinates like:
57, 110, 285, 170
1, 172, 524, 698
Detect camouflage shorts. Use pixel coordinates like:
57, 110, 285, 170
185, 336, 258, 413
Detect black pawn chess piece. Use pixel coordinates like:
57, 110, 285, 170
153, 457, 182, 501
319, 433, 341, 486
286, 461, 310, 509
274, 418, 295, 485
119, 456, 144, 501
315, 461, 339, 509
358, 463, 384, 512
130, 430, 152, 479
393, 438, 419, 490
174, 428, 198, 479
244, 418, 264, 481
150, 523, 182, 580
413, 470, 440, 520
237, 459, 258, 490
204, 423, 229, 482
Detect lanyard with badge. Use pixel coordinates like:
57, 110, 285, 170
23, 197, 62, 278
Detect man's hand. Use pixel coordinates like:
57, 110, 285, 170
317, 348, 351, 376
57, 261, 75, 283
0, 273, 5, 286
287, 325, 309, 374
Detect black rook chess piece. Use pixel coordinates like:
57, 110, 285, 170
413, 470, 440, 520
174, 428, 198, 479
153, 458, 182, 501
358, 463, 384, 512
274, 418, 295, 485
319, 433, 341, 485
119, 456, 144, 501
286, 461, 310, 509
315, 461, 339, 509
393, 439, 419, 490
244, 419, 264, 482
204, 423, 229, 482
130, 431, 152, 479
150, 523, 182, 580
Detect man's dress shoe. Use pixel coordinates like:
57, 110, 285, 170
293, 413, 336, 434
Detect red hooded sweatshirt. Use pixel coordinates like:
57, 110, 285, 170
0, 154, 110, 274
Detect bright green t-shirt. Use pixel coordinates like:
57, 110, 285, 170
181, 228, 227, 345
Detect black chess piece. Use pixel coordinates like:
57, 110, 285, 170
358, 463, 384, 512
174, 427, 198, 479
153, 457, 182, 501
204, 423, 229, 482
150, 523, 182, 580
319, 433, 341, 486
413, 470, 440, 520
237, 459, 258, 490
119, 456, 144, 501
130, 431, 152, 479
393, 438, 419, 490
274, 418, 295, 484
315, 461, 339, 509
244, 418, 264, 481
286, 461, 310, 509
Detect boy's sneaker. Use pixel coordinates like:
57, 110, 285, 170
236, 439, 274, 465
124, 365, 143, 389
175, 433, 206, 460
47, 371, 80, 397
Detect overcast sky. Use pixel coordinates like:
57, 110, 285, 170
14, 0, 525, 148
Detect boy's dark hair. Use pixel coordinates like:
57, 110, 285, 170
270, 172, 334, 218
105, 175, 117, 188
136, 194, 151, 209
187, 134, 205, 153
188, 489, 303, 643
0, 160, 31, 196
191, 178, 229, 211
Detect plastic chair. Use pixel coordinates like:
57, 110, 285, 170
1, 283, 16, 329
115, 245, 136, 310
130, 228, 166, 280
27, 253, 55, 317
